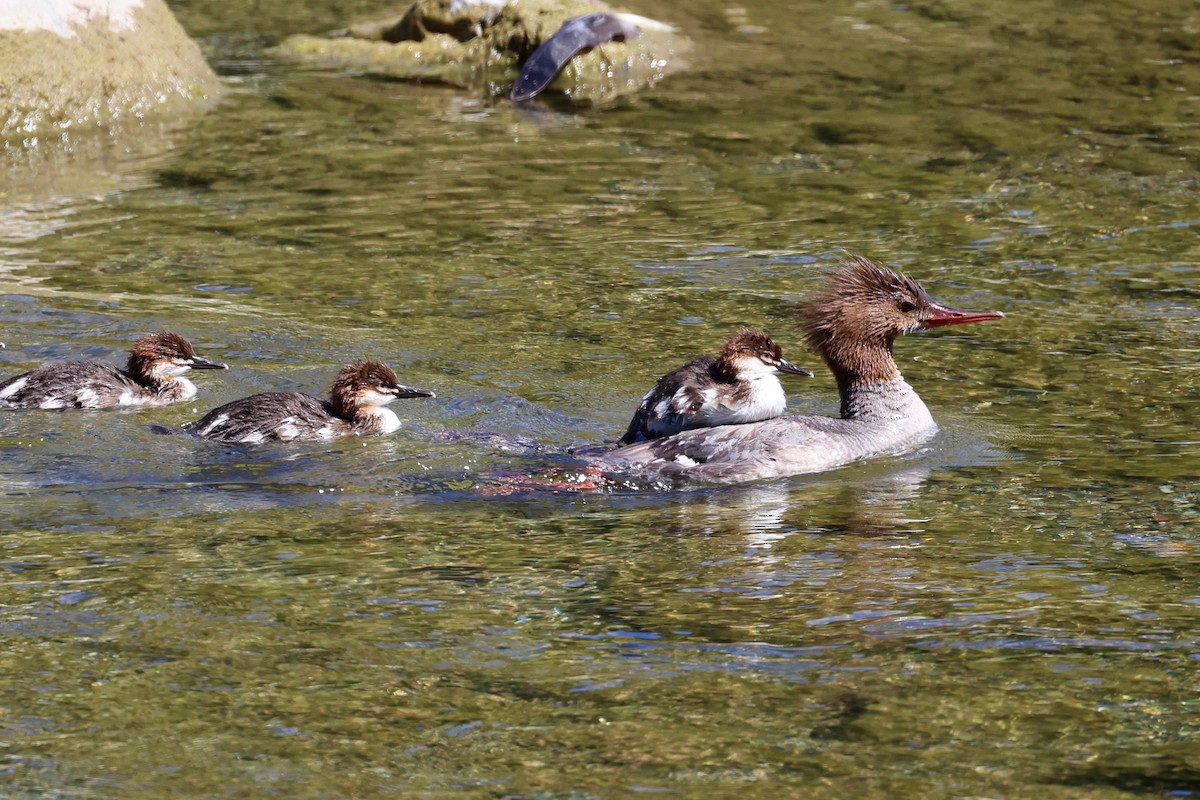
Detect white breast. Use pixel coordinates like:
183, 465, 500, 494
360, 406, 401, 434
698, 375, 788, 426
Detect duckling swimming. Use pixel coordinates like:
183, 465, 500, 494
0, 331, 227, 409
184, 360, 435, 443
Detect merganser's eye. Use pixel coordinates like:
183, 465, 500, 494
898, 300, 918, 313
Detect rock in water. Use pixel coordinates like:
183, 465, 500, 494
275, 0, 689, 106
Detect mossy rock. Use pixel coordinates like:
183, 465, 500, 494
276, 0, 689, 104
0, 0, 219, 141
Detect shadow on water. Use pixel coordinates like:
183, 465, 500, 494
1049, 747, 1200, 796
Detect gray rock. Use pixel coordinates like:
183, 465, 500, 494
0, 0, 220, 141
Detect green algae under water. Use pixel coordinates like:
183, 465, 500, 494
1, 0, 1199, 797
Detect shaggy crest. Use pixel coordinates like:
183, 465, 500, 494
330, 360, 401, 419
802, 257, 929, 346
797, 255, 945, 387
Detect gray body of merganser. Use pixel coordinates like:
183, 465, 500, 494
594, 256, 1004, 483
184, 359, 434, 443
618, 328, 812, 445
0, 331, 227, 409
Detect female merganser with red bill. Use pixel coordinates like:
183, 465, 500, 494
183, 359, 434, 443
618, 328, 812, 445
0, 331, 227, 409
594, 256, 1004, 483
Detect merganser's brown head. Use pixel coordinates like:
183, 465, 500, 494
717, 328, 813, 381
330, 359, 435, 419
801, 255, 1004, 383
126, 331, 228, 384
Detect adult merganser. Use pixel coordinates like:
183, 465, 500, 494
593, 255, 1004, 483
0, 331, 227, 409
183, 359, 435, 443
618, 328, 813, 445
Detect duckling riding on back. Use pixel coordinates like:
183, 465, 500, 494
595, 256, 1004, 484
618, 328, 812, 445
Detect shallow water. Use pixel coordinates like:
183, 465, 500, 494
2, 0, 1199, 797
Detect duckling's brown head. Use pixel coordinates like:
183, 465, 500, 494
330, 359, 435, 419
127, 331, 227, 383
719, 328, 813, 379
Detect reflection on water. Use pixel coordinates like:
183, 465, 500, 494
2, 0, 1199, 796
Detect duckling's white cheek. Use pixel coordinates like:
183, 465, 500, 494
742, 360, 777, 379
151, 362, 190, 379
360, 389, 397, 407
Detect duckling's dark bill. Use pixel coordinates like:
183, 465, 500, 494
777, 359, 814, 377
396, 384, 436, 399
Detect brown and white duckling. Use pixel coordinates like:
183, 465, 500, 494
184, 359, 434, 443
618, 328, 813, 445
0, 331, 227, 409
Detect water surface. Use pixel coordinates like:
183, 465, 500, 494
1, 0, 1199, 797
